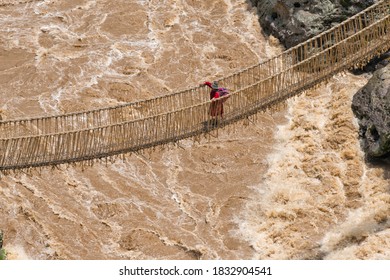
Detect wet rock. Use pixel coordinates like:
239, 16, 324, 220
351, 64, 390, 158
249, 0, 374, 48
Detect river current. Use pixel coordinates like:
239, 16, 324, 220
0, 0, 389, 259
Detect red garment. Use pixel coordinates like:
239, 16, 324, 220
204, 81, 220, 100
204, 81, 223, 117
204, 81, 213, 88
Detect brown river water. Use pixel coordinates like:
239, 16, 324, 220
0, 0, 389, 260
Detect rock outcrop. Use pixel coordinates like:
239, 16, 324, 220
249, 0, 389, 158
352, 64, 390, 158
250, 0, 374, 48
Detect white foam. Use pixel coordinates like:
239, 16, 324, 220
5, 244, 31, 260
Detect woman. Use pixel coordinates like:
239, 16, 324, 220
203, 81, 228, 121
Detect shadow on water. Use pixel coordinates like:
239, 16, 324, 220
365, 155, 390, 180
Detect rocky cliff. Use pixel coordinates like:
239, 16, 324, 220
250, 0, 375, 48
250, 0, 389, 159
352, 64, 390, 158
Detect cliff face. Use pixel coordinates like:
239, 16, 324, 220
352, 64, 390, 158
250, 0, 374, 48
250, 0, 390, 159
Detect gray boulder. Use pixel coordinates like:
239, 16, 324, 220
352, 64, 390, 158
250, 0, 374, 48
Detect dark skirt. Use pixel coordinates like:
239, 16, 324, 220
209, 100, 223, 117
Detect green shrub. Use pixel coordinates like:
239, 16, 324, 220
0, 248, 6, 260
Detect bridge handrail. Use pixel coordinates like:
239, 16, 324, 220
0, 0, 387, 139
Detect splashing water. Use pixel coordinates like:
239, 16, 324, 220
240, 73, 390, 259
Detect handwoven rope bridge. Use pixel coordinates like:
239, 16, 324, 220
0, 0, 389, 171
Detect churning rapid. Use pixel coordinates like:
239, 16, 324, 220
0, 0, 389, 260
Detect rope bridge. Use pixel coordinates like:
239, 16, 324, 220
1, 0, 389, 171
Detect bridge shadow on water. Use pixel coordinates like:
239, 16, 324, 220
365, 156, 390, 180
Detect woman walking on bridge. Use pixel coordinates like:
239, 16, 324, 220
202, 81, 229, 126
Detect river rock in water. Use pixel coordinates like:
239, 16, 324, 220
249, 0, 374, 48
352, 64, 390, 158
